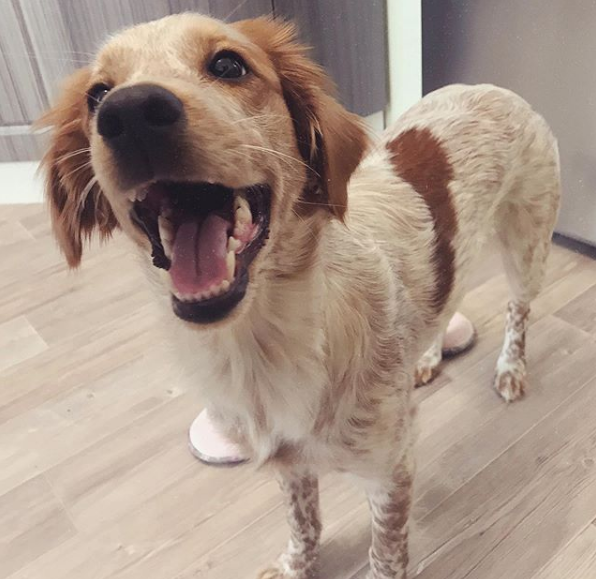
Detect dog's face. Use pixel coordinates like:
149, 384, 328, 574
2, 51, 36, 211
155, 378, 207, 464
41, 14, 367, 325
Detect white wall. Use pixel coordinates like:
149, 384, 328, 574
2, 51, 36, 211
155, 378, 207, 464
0, 161, 43, 205
385, 0, 423, 126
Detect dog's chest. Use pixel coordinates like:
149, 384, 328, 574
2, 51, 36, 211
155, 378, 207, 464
187, 325, 328, 460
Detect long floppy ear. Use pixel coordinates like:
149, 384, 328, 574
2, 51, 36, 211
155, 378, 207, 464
234, 18, 369, 220
37, 67, 117, 268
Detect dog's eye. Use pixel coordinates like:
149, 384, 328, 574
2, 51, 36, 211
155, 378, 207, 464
209, 51, 249, 79
87, 83, 112, 113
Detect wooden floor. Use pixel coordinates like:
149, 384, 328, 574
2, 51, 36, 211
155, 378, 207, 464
2, 202, 596, 579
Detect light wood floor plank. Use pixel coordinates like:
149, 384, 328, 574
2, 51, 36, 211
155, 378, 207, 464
555, 281, 596, 337
0, 316, 47, 374
0, 475, 75, 577
410, 372, 596, 579
535, 524, 596, 579
0, 303, 161, 423
2, 204, 596, 579
414, 315, 596, 519
0, 219, 33, 248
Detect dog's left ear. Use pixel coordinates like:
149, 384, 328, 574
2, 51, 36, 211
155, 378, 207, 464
234, 18, 369, 220
37, 67, 117, 268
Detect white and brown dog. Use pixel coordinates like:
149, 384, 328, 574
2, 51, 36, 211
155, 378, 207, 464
40, 14, 561, 579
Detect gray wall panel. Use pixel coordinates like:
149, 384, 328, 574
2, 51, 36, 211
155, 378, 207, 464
0, 129, 46, 162
18, 0, 80, 103
209, 0, 273, 21
0, 0, 48, 124
167, 0, 210, 15
1, 0, 386, 161
273, 0, 388, 116
423, 1, 596, 245
57, 0, 173, 56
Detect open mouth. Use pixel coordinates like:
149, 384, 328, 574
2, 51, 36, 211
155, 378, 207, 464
130, 181, 271, 323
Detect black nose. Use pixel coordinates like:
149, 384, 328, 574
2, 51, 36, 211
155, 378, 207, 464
98, 84, 183, 140
96, 84, 184, 184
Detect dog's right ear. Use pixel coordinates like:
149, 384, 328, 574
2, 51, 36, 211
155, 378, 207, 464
233, 18, 369, 221
37, 67, 117, 268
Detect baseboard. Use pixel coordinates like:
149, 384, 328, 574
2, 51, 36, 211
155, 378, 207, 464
0, 161, 44, 205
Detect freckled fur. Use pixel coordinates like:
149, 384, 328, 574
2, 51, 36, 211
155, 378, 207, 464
40, 14, 561, 579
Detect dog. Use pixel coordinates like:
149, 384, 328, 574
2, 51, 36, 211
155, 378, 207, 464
39, 14, 561, 579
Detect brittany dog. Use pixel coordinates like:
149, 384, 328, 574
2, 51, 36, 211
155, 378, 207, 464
40, 14, 561, 579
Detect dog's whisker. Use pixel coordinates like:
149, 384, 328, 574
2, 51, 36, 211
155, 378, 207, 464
76, 176, 99, 212
223, 0, 252, 22
55, 147, 91, 164
230, 114, 289, 125
240, 144, 320, 177
59, 160, 94, 183
295, 200, 348, 209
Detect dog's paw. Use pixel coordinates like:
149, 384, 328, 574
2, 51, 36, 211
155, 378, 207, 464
366, 570, 407, 579
494, 369, 526, 402
415, 360, 440, 387
257, 562, 314, 579
257, 568, 287, 579
257, 569, 309, 579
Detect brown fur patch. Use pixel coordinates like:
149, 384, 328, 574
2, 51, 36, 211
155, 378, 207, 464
234, 18, 369, 221
387, 127, 457, 312
37, 67, 117, 267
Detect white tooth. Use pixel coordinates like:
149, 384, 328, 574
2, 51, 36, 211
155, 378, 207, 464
226, 250, 235, 281
158, 216, 173, 259
228, 236, 242, 252
210, 283, 221, 297
221, 280, 230, 292
136, 189, 148, 201
235, 196, 252, 224
158, 216, 173, 242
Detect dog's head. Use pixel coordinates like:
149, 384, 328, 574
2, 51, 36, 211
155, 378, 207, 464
40, 14, 368, 325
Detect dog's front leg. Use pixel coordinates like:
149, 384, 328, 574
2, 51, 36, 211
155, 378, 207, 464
365, 461, 414, 579
258, 468, 321, 579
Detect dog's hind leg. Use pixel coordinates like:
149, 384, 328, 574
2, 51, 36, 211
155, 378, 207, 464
493, 144, 561, 402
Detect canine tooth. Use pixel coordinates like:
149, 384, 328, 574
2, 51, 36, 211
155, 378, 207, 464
234, 196, 252, 224
136, 189, 148, 201
221, 280, 230, 292
158, 216, 173, 259
227, 236, 242, 252
226, 250, 235, 281
158, 216, 173, 241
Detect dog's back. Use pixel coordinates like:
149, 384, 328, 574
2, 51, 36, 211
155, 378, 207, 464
342, 83, 560, 398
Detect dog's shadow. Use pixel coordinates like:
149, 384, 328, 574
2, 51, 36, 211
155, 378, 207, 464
317, 521, 371, 579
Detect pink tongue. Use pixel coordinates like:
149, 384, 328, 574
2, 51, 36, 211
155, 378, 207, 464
170, 214, 231, 295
